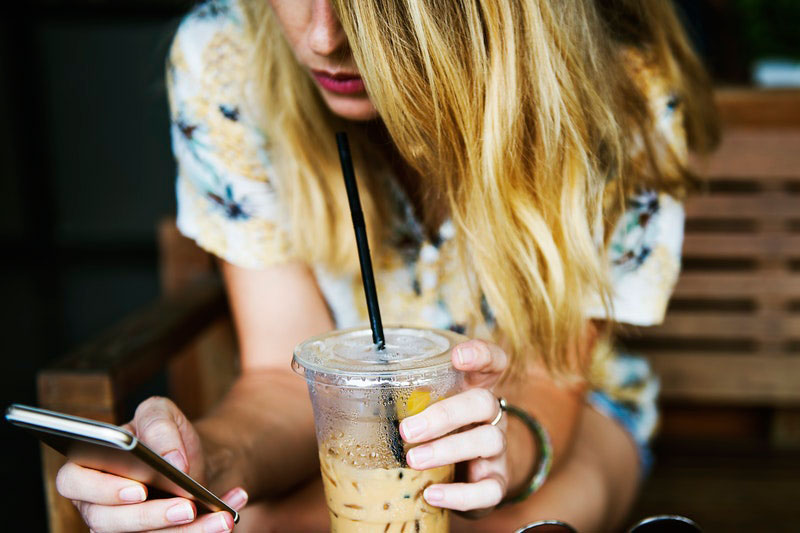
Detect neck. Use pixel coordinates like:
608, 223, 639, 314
357, 121, 447, 237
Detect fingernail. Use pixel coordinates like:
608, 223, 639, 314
227, 488, 248, 510
163, 450, 188, 473
407, 445, 433, 467
401, 416, 428, 440
166, 501, 195, 524
204, 512, 233, 533
457, 346, 475, 366
424, 486, 444, 503
118, 485, 146, 502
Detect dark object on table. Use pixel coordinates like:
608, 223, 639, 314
514, 520, 577, 533
629, 515, 701, 533
514, 515, 701, 533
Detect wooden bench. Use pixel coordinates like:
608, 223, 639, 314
621, 89, 800, 447
37, 89, 800, 532
626, 89, 800, 531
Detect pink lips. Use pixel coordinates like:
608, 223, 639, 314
312, 70, 366, 95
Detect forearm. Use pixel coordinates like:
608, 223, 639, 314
195, 368, 318, 499
199, 259, 333, 499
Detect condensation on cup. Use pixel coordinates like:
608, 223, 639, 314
293, 326, 466, 533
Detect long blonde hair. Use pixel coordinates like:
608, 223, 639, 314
242, 0, 718, 376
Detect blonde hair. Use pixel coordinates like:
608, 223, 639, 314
242, 0, 718, 376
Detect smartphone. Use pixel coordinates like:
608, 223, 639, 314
5, 404, 238, 523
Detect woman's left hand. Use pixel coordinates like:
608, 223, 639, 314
399, 339, 510, 513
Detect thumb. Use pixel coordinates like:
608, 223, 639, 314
452, 339, 509, 388
221, 486, 249, 511
131, 397, 192, 473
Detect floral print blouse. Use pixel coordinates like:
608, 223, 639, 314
167, 0, 688, 465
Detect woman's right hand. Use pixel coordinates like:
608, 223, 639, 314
55, 397, 247, 533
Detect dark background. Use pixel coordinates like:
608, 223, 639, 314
1, 2, 192, 530
1, 1, 798, 531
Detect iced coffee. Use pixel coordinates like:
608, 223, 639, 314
293, 327, 464, 532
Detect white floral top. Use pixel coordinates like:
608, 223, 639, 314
168, 0, 688, 467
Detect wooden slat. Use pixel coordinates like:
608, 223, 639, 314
41, 446, 86, 533
673, 272, 800, 298
41, 277, 227, 411
158, 218, 214, 296
38, 370, 115, 533
683, 233, 800, 258
684, 192, 799, 219
689, 129, 800, 179
644, 312, 776, 339
715, 88, 800, 128
643, 314, 800, 342
168, 318, 238, 420
37, 373, 115, 420
658, 405, 767, 442
648, 353, 800, 405
158, 217, 238, 420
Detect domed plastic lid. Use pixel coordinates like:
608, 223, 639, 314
292, 326, 464, 388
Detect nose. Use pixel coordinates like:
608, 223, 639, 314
308, 0, 346, 57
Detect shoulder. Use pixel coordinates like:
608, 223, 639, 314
167, 0, 272, 182
168, 0, 250, 98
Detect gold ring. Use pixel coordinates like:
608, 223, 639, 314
490, 396, 507, 426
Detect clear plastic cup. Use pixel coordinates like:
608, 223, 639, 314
293, 326, 466, 533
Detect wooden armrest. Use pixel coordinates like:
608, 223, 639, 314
37, 276, 228, 422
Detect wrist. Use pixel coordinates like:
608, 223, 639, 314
506, 405, 540, 494
195, 417, 246, 494
500, 401, 553, 506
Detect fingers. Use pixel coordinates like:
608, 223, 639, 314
57, 462, 147, 505
423, 475, 506, 512
60, 465, 242, 533
400, 387, 500, 443
465, 446, 510, 508
147, 487, 244, 533
146, 512, 235, 533
406, 424, 506, 470
402, 342, 510, 514
75, 497, 199, 533
221, 486, 249, 511
452, 339, 509, 379
132, 397, 189, 473
406, 422, 510, 512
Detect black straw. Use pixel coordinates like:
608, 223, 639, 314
336, 132, 385, 350
336, 132, 405, 465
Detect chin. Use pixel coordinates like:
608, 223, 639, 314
322, 93, 379, 122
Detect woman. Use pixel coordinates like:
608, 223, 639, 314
56, 0, 718, 531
